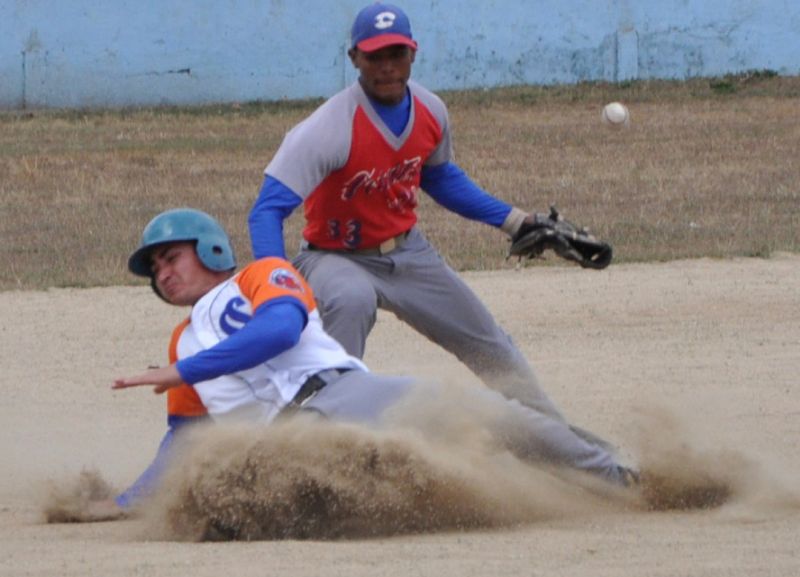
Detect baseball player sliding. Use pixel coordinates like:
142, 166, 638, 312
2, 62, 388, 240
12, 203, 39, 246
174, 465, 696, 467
248, 3, 610, 447
100, 208, 637, 519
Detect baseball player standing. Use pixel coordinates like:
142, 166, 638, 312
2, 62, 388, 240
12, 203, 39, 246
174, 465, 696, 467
249, 3, 600, 438
101, 208, 636, 518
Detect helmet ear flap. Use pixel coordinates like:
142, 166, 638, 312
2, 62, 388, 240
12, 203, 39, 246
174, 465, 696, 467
149, 275, 170, 303
195, 236, 236, 272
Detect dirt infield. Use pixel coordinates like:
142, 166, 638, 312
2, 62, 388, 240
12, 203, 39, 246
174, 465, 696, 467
1, 255, 798, 576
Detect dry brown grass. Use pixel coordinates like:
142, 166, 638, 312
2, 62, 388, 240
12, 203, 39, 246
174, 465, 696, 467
1, 74, 798, 290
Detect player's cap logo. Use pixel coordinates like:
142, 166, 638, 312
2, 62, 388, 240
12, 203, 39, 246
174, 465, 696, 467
269, 268, 305, 293
374, 11, 396, 30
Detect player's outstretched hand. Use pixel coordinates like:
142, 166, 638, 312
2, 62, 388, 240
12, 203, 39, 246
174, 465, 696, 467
113, 364, 182, 394
508, 206, 612, 270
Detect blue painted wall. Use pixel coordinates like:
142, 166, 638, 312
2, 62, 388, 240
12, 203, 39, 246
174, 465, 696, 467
1, 1, 798, 109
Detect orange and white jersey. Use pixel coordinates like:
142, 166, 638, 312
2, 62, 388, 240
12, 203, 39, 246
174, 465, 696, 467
166, 318, 208, 420
172, 257, 366, 422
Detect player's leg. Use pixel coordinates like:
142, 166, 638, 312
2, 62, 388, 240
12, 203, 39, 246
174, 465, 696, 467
478, 388, 631, 485
374, 229, 565, 420
308, 374, 633, 487
293, 250, 380, 358
304, 370, 414, 424
115, 415, 209, 510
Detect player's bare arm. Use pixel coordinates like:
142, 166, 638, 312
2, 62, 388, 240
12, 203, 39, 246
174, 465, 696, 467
113, 364, 183, 394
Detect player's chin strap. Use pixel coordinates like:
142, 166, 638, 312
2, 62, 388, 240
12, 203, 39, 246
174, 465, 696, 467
279, 368, 354, 417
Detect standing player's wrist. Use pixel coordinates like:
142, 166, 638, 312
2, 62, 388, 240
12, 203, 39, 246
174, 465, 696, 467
500, 207, 528, 237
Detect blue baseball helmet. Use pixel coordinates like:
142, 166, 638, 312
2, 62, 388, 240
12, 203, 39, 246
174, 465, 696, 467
128, 208, 236, 278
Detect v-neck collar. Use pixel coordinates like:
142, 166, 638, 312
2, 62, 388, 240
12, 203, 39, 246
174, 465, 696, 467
353, 82, 415, 151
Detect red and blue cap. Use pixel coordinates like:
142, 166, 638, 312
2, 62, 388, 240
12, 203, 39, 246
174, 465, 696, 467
351, 3, 418, 52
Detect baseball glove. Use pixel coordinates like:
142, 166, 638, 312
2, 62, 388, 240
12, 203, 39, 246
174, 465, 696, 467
508, 206, 613, 270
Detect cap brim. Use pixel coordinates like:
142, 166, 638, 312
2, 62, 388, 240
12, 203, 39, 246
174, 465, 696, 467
357, 34, 418, 53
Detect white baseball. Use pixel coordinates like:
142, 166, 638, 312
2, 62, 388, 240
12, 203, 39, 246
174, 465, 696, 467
602, 102, 630, 127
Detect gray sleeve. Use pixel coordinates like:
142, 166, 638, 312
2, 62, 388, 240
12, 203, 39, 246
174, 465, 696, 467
409, 80, 454, 167
265, 87, 358, 198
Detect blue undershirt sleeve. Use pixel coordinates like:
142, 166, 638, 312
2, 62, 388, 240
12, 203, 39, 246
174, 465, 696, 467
175, 298, 308, 385
420, 161, 513, 227
248, 175, 304, 259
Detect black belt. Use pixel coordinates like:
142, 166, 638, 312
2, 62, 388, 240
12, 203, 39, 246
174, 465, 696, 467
281, 368, 353, 415
306, 231, 410, 256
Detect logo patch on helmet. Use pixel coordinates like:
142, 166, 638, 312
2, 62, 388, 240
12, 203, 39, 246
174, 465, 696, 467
269, 268, 305, 293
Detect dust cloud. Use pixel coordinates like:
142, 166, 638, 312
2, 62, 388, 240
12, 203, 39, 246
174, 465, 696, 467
141, 417, 610, 541
42, 468, 118, 523
630, 405, 800, 515
43, 388, 799, 540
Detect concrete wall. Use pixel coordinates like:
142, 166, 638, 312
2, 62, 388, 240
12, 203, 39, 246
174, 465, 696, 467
1, 1, 798, 109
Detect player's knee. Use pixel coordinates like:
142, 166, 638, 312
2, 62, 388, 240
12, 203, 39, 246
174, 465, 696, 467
321, 282, 378, 321
456, 335, 536, 385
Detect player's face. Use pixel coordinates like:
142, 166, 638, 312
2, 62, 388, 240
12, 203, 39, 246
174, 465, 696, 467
150, 242, 221, 306
350, 45, 415, 105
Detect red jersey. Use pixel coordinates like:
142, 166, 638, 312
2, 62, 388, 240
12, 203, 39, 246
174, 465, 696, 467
266, 80, 453, 249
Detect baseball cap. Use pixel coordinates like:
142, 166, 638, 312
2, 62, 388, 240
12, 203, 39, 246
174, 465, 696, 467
351, 3, 418, 52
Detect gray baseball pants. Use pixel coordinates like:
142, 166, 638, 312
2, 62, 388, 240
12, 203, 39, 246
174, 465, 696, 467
304, 369, 625, 485
292, 227, 564, 420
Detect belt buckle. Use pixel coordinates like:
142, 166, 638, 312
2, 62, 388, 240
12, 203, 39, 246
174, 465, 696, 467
379, 236, 397, 254
378, 232, 408, 255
